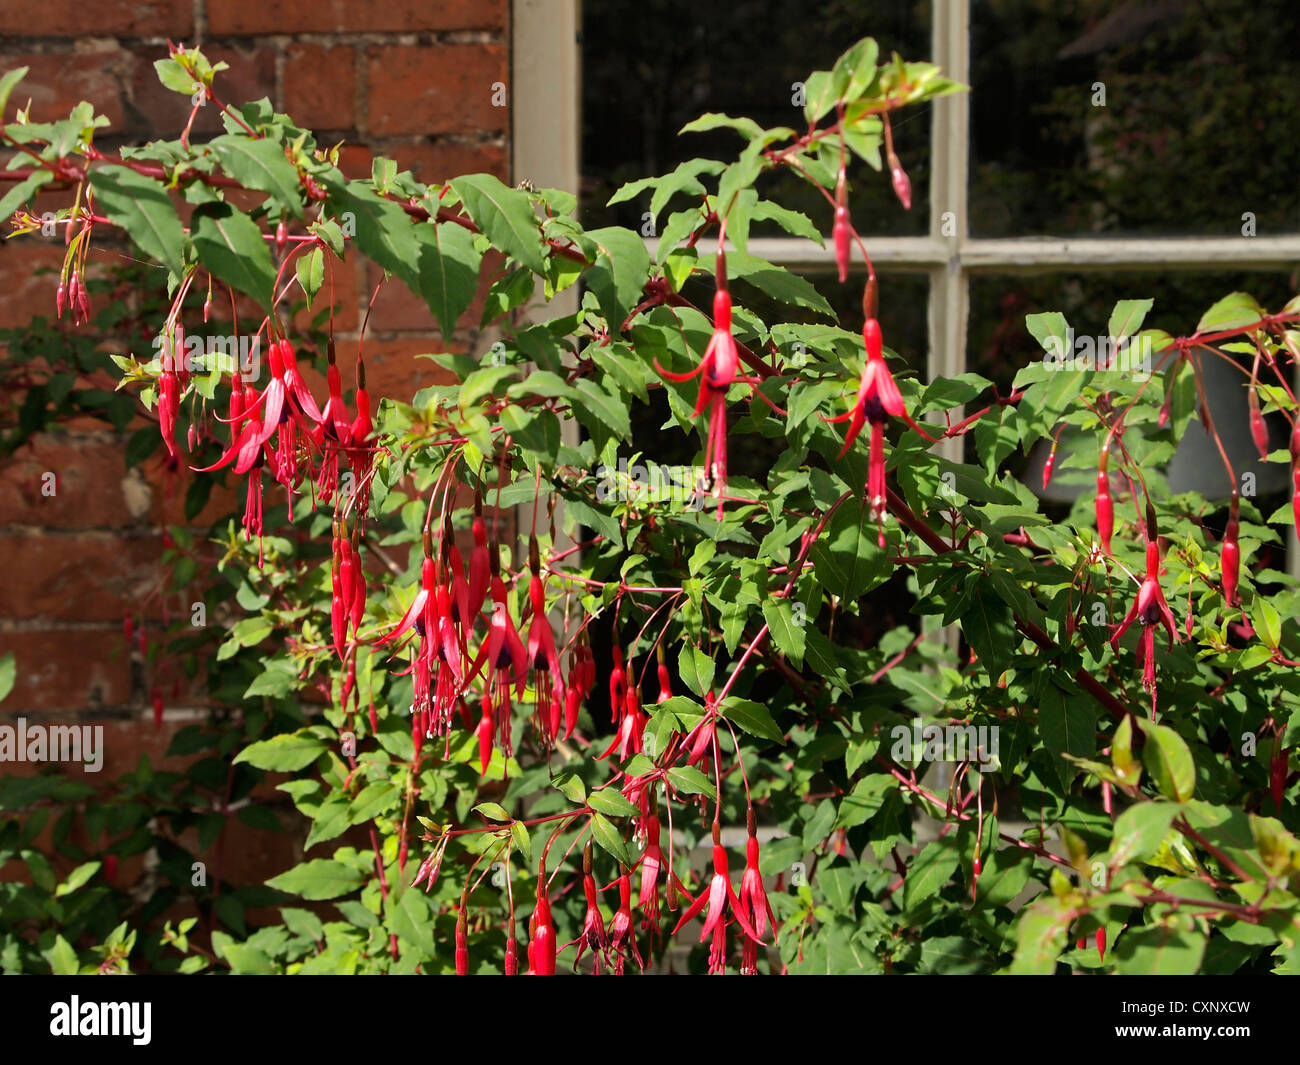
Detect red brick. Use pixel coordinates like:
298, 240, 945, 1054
208, 0, 507, 34
389, 140, 507, 186
285, 44, 356, 133
285, 245, 360, 336
4, 630, 133, 711
2, 50, 129, 126
0, 244, 67, 330
0, 434, 145, 529
366, 44, 508, 137
348, 337, 462, 402
1, 531, 165, 622
363, 262, 437, 333
130, 46, 275, 140
0, 0, 192, 37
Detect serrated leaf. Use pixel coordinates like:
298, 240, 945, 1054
89, 165, 187, 279
720, 697, 784, 744
208, 134, 304, 218
191, 202, 277, 311
234, 732, 327, 772
450, 173, 545, 274
589, 812, 633, 866
267, 859, 365, 901
587, 789, 639, 817
417, 220, 482, 340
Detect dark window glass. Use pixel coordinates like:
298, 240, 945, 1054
970, 0, 1300, 237
582, 1, 933, 237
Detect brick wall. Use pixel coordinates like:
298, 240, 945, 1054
0, 1, 511, 887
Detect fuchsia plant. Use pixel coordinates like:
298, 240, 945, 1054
5, 36, 1300, 979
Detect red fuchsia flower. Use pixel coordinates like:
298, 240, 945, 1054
195, 379, 271, 558
562, 846, 608, 973
151, 686, 164, 730
1248, 384, 1269, 460
832, 169, 852, 283
609, 642, 626, 726
477, 696, 495, 776
634, 812, 666, 927
1290, 421, 1300, 539
464, 548, 528, 764
654, 249, 752, 519
1111, 536, 1178, 704
672, 832, 764, 975
157, 339, 181, 463
1096, 461, 1114, 557
599, 682, 645, 763
736, 811, 777, 975
1221, 492, 1240, 608
656, 647, 672, 703
683, 692, 719, 770
562, 638, 594, 740
313, 340, 353, 499
375, 538, 442, 737
1270, 743, 1288, 811
346, 361, 374, 510
824, 290, 934, 547
467, 493, 491, 620
524, 540, 565, 741
608, 871, 645, 974
455, 905, 469, 976
528, 882, 557, 976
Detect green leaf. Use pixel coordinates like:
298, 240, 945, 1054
0, 66, 30, 118
295, 245, 324, 308
589, 812, 633, 866
679, 113, 765, 139
191, 202, 277, 312
1108, 298, 1153, 346
234, 731, 326, 772
0, 652, 14, 704
1110, 802, 1179, 866
473, 802, 511, 822
43, 934, 79, 976
54, 861, 101, 897
761, 597, 806, 666
809, 500, 889, 602
417, 220, 483, 340
571, 377, 630, 440
587, 789, 639, 818
1197, 292, 1265, 334
208, 134, 304, 218
1009, 898, 1072, 975
666, 765, 713, 796
267, 859, 365, 900
720, 697, 784, 744
89, 165, 187, 279
450, 173, 545, 274
904, 838, 959, 912
721, 251, 833, 317
1038, 682, 1098, 792
322, 175, 422, 289
1138, 720, 1196, 802
585, 226, 651, 327
677, 644, 716, 697
0, 170, 53, 226
1114, 925, 1207, 975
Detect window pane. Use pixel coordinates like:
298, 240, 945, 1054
582, 1, 932, 237
970, 0, 1300, 237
